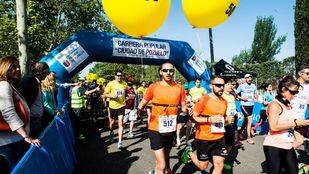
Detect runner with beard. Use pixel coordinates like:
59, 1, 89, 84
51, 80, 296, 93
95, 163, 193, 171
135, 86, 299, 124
182, 76, 228, 174
138, 62, 187, 174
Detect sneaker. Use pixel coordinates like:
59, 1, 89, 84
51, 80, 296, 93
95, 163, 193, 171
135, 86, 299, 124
109, 131, 114, 142
148, 169, 155, 174
117, 141, 123, 149
128, 132, 134, 138
181, 145, 193, 164
176, 138, 181, 148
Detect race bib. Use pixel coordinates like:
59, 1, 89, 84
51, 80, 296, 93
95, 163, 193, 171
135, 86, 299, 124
211, 117, 225, 133
115, 89, 125, 98
227, 109, 237, 116
158, 115, 177, 133
282, 131, 294, 143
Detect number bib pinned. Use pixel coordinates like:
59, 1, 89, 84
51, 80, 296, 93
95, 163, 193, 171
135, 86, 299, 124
282, 131, 294, 143
158, 115, 177, 133
211, 117, 225, 133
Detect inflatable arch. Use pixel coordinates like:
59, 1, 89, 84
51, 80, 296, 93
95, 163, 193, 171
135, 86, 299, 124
41, 30, 212, 107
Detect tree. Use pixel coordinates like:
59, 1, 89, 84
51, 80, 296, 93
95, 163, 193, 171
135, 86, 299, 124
295, 0, 309, 71
0, 0, 116, 63
251, 16, 286, 63
231, 49, 252, 67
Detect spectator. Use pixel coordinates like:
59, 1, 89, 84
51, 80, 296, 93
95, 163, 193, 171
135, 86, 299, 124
20, 62, 50, 138
0, 57, 40, 172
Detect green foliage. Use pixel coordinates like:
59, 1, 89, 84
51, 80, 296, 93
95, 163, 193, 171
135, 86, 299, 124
0, 0, 116, 61
295, 0, 309, 71
251, 16, 286, 63
231, 50, 252, 67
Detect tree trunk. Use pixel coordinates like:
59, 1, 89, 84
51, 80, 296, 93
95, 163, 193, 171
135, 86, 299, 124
16, 0, 28, 75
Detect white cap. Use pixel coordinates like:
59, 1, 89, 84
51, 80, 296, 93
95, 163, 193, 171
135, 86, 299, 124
244, 74, 252, 78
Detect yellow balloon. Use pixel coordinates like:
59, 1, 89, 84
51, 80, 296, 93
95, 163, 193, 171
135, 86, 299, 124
182, 0, 239, 28
102, 0, 171, 37
86, 73, 98, 83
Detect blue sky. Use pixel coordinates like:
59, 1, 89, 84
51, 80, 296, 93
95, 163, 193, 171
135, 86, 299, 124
81, 0, 295, 76
151, 0, 296, 63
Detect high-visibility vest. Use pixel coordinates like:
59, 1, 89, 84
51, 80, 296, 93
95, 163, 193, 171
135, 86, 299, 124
71, 86, 84, 108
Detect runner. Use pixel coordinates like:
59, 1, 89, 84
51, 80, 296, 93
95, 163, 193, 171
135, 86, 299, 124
182, 76, 228, 174
189, 77, 207, 103
222, 79, 241, 149
236, 74, 258, 144
290, 66, 309, 152
263, 76, 309, 174
138, 62, 187, 174
253, 83, 274, 133
125, 82, 137, 138
104, 70, 128, 149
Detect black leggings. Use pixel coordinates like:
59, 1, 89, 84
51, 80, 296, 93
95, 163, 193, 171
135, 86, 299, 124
263, 146, 298, 174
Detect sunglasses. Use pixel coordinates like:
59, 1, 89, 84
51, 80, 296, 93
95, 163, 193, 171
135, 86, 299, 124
303, 72, 309, 75
287, 88, 299, 95
115, 74, 122, 77
212, 83, 225, 88
161, 69, 175, 73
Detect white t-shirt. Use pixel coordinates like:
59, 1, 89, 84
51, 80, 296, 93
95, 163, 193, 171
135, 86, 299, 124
291, 83, 309, 119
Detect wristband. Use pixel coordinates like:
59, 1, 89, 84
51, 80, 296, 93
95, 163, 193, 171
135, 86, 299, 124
294, 119, 298, 127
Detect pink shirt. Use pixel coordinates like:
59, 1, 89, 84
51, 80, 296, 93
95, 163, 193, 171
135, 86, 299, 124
263, 99, 295, 150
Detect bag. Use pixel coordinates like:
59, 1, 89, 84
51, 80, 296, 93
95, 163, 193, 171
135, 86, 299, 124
0, 86, 29, 131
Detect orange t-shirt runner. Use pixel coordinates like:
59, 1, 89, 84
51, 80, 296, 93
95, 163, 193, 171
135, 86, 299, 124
193, 95, 228, 141
143, 82, 186, 132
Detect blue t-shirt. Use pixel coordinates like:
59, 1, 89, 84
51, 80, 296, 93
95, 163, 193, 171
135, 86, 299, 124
237, 83, 257, 106
261, 91, 274, 110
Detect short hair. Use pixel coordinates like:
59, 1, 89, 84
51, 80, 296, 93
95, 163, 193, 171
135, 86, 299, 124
0, 56, 19, 81
33, 62, 49, 76
114, 70, 122, 75
299, 65, 309, 73
158, 61, 173, 72
195, 77, 202, 82
211, 75, 224, 83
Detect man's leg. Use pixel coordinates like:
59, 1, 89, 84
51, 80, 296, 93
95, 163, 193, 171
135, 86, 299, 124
153, 148, 167, 174
176, 123, 182, 147
247, 116, 254, 144
212, 156, 225, 174
118, 115, 124, 148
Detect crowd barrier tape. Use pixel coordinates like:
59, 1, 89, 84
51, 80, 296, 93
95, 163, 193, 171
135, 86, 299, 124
11, 106, 76, 174
235, 101, 269, 133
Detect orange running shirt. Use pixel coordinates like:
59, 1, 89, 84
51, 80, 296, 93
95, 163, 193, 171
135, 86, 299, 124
144, 82, 186, 132
193, 95, 228, 141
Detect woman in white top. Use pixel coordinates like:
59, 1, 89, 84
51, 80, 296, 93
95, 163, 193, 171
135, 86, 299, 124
263, 76, 309, 174
0, 57, 40, 172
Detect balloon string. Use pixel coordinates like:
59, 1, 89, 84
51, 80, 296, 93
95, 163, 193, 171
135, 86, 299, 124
195, 29, 203, 56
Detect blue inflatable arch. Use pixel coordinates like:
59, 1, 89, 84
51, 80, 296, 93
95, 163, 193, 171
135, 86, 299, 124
41, 30, 212, 107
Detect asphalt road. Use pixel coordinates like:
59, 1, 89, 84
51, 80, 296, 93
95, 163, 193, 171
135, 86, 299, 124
74, 117, 308, 174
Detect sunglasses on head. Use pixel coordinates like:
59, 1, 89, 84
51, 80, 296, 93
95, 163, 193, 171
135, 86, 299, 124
287, 88, 299, 95
161, 69, 175, 73
212, 83, 225, 88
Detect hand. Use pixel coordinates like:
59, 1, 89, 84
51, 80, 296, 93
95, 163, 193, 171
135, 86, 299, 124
211, 115, 224, 123
24, 137, 41, 147
295, 119, 309, 127
227, 115, 234, 124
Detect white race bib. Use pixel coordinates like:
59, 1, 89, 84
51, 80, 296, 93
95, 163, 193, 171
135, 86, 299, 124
158, 115, 177, 133
282, 131, 294, 143
211, 117, 225, 133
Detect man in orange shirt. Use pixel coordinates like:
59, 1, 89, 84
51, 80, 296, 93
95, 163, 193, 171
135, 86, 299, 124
138, 62, 187, 174
182, 76, 228, 174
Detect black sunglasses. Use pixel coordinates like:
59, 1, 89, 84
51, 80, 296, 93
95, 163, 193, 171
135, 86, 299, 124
212, 83, 225, 88
287, 88, 299, 95
161, 69, 175, 73
115, 74, 122, 76
303, 72, 309, 75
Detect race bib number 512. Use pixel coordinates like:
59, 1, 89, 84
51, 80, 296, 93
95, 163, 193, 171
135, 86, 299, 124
158, 115, 177, 133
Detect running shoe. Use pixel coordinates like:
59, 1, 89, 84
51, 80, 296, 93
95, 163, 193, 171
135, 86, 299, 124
128, 132, 134, 138
117, 141, 123, 149
181, 145, 193, 164
109, 131, 114, 142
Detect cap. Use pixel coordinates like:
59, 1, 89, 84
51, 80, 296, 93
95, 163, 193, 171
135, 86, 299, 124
244, 74, 252, 78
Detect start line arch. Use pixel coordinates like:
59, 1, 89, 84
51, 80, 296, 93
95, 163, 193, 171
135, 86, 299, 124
41, 30, 212, 107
